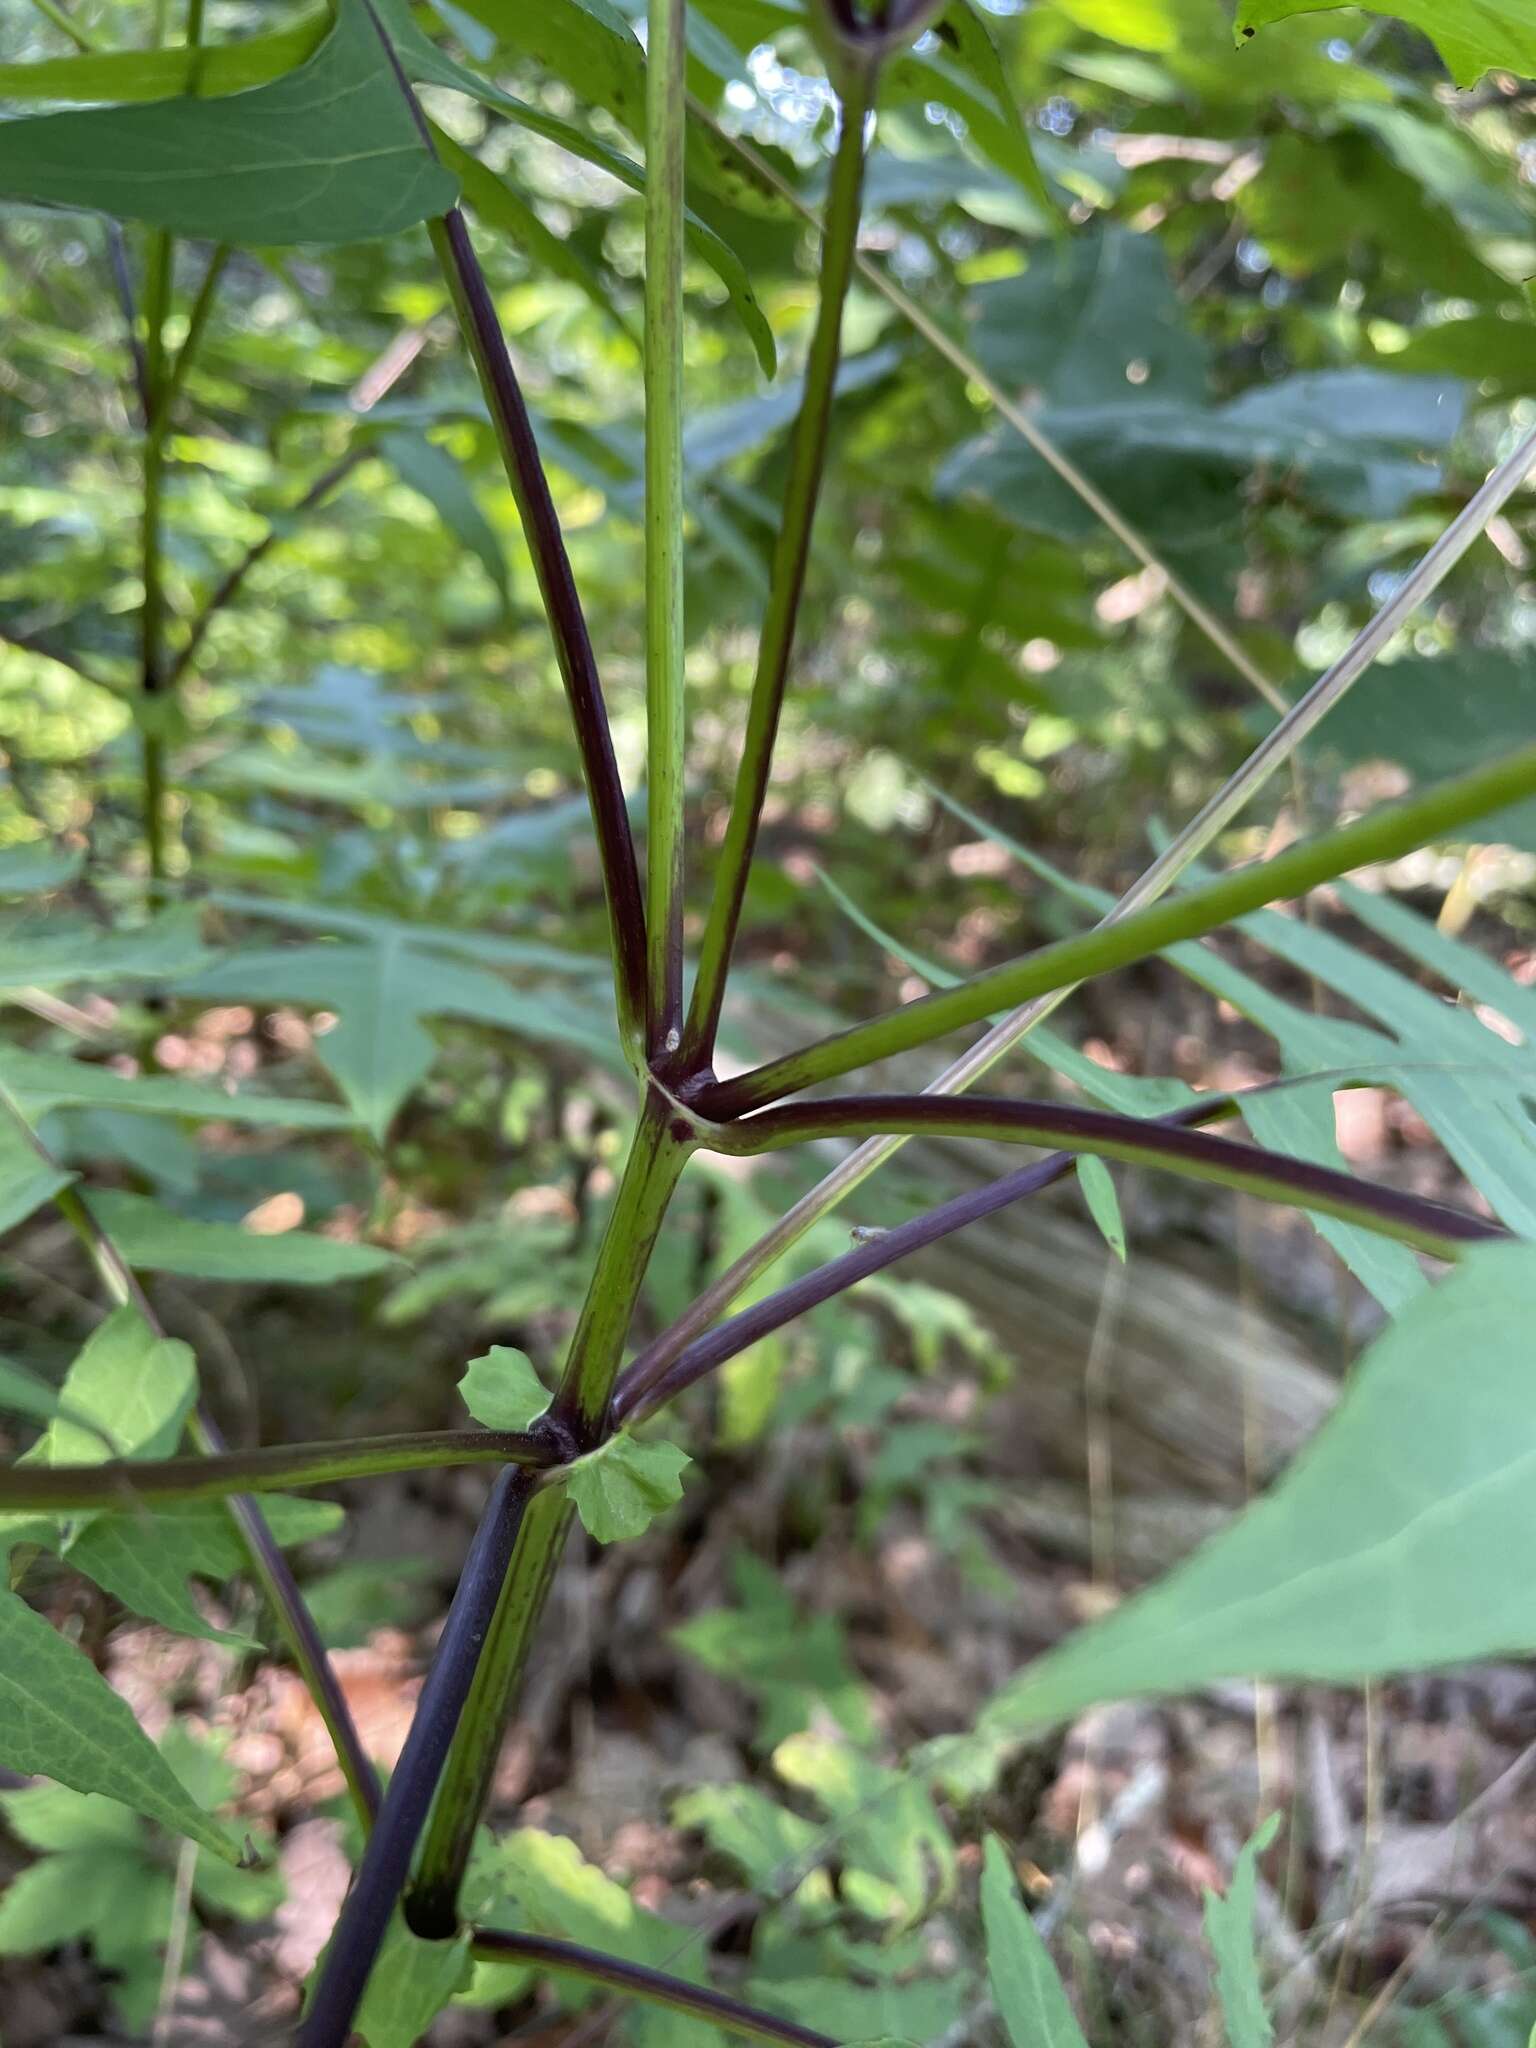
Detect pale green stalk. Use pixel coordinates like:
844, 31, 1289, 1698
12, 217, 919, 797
407, 1095, 694, 1931
681, 62, 875, 1065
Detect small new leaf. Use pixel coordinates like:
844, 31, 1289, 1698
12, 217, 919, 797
1076, 1155, 1126, 1262
565, 1432, 690, 1544
1204, 1815, 1280, 2048
981, 1834, 1088, 2048
458, 1346, 549, 1432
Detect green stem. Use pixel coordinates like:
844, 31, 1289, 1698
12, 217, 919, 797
161, 243, 228, 415
25, 0, 97, 50
0, 1427, 565, 1514
407, 1093, 693, 1933
644, 0, 688, 1054
702, 745, 1536, 1116
680, 64, 874, 1067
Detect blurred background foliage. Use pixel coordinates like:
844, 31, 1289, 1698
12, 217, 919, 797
3, 0, 1536, 2038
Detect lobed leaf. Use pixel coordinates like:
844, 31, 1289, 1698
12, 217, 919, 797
564, 1433, 691, 1543
0, 1590, 237, 1858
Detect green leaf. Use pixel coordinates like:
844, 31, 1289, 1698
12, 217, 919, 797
981, 1834, 1089, 2048
67, 1515, 259, 1649
0, 1114, 74, 1237
385, 29, 774, 372
1076, 1156, 1126, 1262
1235, 0, 1536, 87
673, 1550, 877, 1748
84, 1190, 400, 1285
0, 843, 84, 894
0, 1589, 237, 1858
25, 1308, 194, 1468
436, 131, 636, 345
0, 1846, 152, 1955
350, 1910, 473, 2048
773, 1732, 956, 1926
0, 905, 208, 992
1204, 1815, 1280, 2048
0, 14, 327, 103
64, 1496, 337, 1646
0, 1780, 143, 1853
484, 1828, 725, 2048
979, 1246, 1536, 1744
882, 0, 1054, 221
378, 427, 511, 612
564, 1432, 690, 1543
458, 1345, 549, 1431
183, 934, 621, 1139
673, 1781, 821, 1892
0, 0, 458, 245
446, 0, 793, 227
0, 1045, 357, 1131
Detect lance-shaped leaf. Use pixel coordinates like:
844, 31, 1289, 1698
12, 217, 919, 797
0, 1115, 74, 1238
0, 0, 457, 245
1204, 1816, 1280, 2048
978, 1245, 1536, 1743
1235, 0, 1536, 87
84, 1191, 401, 1286
0, 1589, 238, 1858
981, 1835, 1088, 2048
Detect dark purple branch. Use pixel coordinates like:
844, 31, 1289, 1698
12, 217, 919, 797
613, 1140, 1100, 1423
469, 1929, 836, 2048
434, 208, 648, 1037
297, 1468, 535, 2048
702, 1093, 1501, 1251
201, 1405, 382, 1829
614, 1086, 1500, 1422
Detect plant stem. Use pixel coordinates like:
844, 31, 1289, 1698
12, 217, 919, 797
689, 101, 1288, 716
24, 0, 97, 50
624, 423, 1536, 1383
407, 1094, 693, 1932
0, 1425, 569, 1513
429, 209, 648, 1059
297, 1469, 535, 2048
699, 745, 1536, 1116
161, 243, 228, 415
705, 1093, 1499, 1261
680, 67, 874, 1068
140, 229, 174, 894
644, 0, 688, 1055
469, 1928, 836, 2048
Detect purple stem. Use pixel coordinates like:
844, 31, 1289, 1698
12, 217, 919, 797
297, 1468, 535, 2048
613, 1136, 1140, 1423
434, 208, 648, 1037
613, 1085, 1499, 1422
470, 1929, 836, 2048
702, 1093, 1500, 1252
